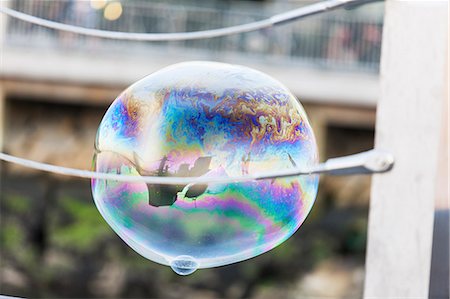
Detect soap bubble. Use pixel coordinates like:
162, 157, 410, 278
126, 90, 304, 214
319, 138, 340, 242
91, 61, 319, 274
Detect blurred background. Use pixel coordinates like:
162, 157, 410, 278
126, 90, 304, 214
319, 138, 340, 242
0, 0, 384, 298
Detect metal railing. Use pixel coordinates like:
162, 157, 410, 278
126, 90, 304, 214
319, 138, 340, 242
3, 0, 383, 72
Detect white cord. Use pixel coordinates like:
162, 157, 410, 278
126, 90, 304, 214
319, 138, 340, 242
0, 152, 314, 185
0, 150, 394, 184
0, 0, 359, 41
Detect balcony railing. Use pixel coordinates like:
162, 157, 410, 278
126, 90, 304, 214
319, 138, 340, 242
4, 0, 384, 72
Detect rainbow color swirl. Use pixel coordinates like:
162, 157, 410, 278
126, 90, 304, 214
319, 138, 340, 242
92, 61, 319, 272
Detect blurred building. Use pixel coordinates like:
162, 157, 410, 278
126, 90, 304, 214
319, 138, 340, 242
0, 1, 384, 298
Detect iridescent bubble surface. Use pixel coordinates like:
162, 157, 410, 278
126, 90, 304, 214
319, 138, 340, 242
91, 61, 319, 274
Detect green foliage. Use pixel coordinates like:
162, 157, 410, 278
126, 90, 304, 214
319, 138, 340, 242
311, 236, 333, 263
4, 193, 30, 214
344, 217, 368, 253
1, 221, 24, 250
50, 197, 110, 251
0, 219, 37, 269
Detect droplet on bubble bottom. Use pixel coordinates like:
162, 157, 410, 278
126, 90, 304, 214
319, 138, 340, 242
91, 61, 319, 275
170, 255, 199, 275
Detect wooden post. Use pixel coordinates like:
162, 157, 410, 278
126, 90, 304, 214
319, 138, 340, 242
364, 1, 448, 298
0, 0, 10, 151
429, 53, 449, 299
0, 86, 4, 151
